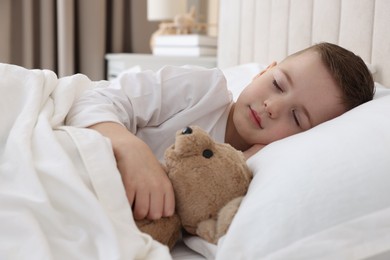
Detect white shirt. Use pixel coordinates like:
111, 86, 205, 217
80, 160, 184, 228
66, 66, 233, 161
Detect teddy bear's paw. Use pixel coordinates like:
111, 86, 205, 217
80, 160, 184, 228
136, 214, 181, 250
196, 219, 218, 244
215, 196, 244, 239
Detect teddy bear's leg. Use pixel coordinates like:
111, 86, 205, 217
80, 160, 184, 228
136, 214, 181, 250
196, 196, 244, 244
215, 196, 243, 240
196, 218, 218, 244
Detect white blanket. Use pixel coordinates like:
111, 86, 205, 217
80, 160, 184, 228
0, 63, 172, 259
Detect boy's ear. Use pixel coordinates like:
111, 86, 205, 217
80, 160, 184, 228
253, 61, 277, 80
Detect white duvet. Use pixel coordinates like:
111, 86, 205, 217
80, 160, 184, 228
0, 63, 171, 259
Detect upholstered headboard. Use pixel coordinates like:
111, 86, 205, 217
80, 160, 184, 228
217, 0, 390, 86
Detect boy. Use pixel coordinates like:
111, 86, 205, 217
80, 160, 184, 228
66, 42, 374, 222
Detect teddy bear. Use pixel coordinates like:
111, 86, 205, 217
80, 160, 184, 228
135, 126, 253, 249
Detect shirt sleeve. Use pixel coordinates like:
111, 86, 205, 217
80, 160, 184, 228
65, 66, 228, 134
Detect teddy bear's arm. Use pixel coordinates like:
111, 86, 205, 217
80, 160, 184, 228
196, 196, 244, 244
196, 218, 218, 244
215, 196, 243, 237
136, 214, 181, 250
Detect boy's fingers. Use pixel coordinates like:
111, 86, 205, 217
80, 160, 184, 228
148, 191, 164, 220
133, 189, 150, 220
126, 189, 135, 207
163, 187, 175, 217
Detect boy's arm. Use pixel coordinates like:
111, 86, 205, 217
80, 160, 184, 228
89, 122, 175, 220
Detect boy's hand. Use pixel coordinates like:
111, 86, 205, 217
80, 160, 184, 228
89, 122, 175, 220
116, 137, 175, 220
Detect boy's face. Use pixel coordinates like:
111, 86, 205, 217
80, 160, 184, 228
233, 50, 346, 146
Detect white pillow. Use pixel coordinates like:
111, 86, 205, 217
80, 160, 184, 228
215, 85, 390, 259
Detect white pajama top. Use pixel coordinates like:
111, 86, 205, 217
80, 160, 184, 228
66, 66, 233, 161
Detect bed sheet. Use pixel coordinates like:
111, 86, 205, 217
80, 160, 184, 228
0, 63, 171, 259
171, 240, 206, 260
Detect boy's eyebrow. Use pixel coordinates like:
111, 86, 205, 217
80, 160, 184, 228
279, 68, 313, 127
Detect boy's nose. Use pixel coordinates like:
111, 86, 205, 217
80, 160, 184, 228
264, 100, 278, 118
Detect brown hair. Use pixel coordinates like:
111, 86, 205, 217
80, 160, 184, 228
294, 42, 375, 110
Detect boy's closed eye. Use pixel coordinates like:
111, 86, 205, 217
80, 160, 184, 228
272, 79, 283, 92
273, 79, 302, 128
292, 109, 301, 127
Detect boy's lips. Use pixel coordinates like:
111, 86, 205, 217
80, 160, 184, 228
249, 106, 263, 128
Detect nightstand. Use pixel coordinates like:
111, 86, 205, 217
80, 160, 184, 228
105, 53, 217, 81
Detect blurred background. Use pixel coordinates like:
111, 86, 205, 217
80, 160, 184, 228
0, 0, 219, 80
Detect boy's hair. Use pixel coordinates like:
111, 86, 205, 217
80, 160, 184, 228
294, 42, 375, 110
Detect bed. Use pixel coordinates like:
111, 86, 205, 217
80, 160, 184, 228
210, 0, 390, 259
1, 0, 390, 259
178, 0, 390, 259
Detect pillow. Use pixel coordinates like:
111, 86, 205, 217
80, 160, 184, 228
215, 84, 390, 259
183, 64, 390, 259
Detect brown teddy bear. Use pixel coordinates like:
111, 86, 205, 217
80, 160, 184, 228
136, 126, 253, 249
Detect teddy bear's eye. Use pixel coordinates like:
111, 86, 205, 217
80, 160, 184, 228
181, 126, 193, 135
202, 149, 213, 159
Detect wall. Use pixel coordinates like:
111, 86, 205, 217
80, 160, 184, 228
131, 0, 159, 53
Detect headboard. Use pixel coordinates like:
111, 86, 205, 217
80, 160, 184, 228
217, 0, 390, 87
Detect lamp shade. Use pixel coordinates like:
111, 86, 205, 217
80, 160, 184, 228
147, 0, 187, 21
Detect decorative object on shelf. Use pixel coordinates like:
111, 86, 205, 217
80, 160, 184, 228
152, 34, 217, 57
153, 46, 217, 57
173, 6, 197, 34
147, 0, 216, 51
154, 34, 217, 47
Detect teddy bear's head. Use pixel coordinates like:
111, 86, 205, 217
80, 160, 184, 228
164, 126, 252, 235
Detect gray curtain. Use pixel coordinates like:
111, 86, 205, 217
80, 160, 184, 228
0, 0, 133, 80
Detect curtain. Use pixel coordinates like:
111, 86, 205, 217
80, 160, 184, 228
0, 0, 132, 80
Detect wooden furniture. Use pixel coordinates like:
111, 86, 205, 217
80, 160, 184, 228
105, 53, 217, 81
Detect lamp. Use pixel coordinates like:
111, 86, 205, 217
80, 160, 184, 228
147, 0, 187, 22
147, 0, 190, 50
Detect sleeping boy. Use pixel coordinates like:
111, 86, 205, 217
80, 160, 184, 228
65, 42, 374, 222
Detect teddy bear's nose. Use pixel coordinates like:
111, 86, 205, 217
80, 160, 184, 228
181, 126, 193, 135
